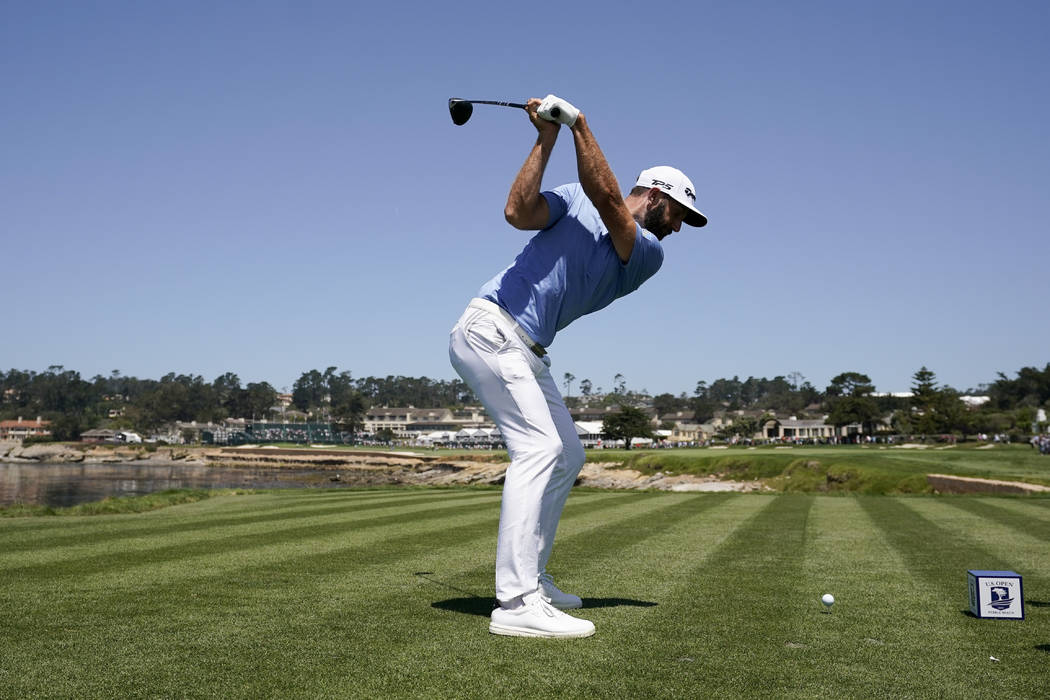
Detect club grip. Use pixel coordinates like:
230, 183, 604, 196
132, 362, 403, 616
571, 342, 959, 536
550, 106, 561, 119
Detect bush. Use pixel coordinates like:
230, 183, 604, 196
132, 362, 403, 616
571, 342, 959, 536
769, 459, 931, 494
20, 435, 55, 446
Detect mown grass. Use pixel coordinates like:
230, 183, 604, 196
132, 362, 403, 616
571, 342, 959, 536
1, 487, 1047, 698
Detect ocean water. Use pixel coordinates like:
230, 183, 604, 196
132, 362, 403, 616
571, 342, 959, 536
0, 461, 348, 507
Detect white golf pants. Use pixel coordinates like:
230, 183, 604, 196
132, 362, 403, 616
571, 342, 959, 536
449, 300, 585, 604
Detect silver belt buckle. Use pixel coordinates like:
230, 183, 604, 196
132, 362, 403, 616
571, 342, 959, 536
516, 328, 546, 357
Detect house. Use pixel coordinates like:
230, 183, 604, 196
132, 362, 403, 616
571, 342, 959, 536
697, 422, 723, 441
570, 405, 618, 422
81, 429, 119, 443
0, 416, 52, 442
363, 406, 492, 438
569, 405, 659, 425
760, 417, 864, 440
173, 421, 224, 444
667, 422, 701, 444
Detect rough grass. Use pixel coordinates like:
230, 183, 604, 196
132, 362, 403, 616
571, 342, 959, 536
611, 444, 1050, 494
0, 488, 249, 518
1, 488, 1048, 698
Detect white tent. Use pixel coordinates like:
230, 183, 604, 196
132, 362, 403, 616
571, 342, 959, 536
421, 430, 457, 444
575, 421, 605, 447
455, 428, 482, 441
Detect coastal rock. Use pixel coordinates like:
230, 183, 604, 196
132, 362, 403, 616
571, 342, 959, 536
196, 450, 766, 491
10, 443, 86, 463
576, 462, 767, 492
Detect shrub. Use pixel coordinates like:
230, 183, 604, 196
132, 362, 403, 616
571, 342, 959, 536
20, 435, 56, 446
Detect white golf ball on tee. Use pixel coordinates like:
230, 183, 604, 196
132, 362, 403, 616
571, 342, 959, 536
821, 593, 835, 607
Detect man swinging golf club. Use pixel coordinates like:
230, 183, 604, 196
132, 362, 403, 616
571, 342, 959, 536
449, 94, 707, 638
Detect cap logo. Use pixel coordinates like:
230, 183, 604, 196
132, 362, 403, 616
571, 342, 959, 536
649, 178, 696, 204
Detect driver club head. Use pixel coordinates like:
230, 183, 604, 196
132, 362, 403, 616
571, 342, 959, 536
449, 99, 473, 126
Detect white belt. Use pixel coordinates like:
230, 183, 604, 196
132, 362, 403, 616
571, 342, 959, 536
468, 298, 547, 357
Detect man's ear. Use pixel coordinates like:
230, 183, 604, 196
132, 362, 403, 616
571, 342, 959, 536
646, 187, 662, 207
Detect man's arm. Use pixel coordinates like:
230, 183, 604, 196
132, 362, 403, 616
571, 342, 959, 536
504, 99, 560, 230
570, 113, 637, 262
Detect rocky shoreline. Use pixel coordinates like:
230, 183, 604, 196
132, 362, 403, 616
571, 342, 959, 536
0, 443, 765, 492
6, 443, 1045, 495
0, 442, 207, 466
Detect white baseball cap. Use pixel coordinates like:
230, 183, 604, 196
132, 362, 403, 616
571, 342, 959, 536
635, 166, 707, 227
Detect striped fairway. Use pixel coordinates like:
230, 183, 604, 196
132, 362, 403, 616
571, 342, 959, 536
1, 489, 1047, 698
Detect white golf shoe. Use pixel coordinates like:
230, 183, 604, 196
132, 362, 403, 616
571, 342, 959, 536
538, 572, 583, 610
489, 594, 595, 638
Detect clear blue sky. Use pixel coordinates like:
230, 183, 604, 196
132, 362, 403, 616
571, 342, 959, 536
3, 1, 1047, 396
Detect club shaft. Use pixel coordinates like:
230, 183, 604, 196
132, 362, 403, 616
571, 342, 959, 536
455, 99, 526, 109
462, 99, 560, 117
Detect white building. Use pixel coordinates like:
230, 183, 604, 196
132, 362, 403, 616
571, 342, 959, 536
363, 406, 492, 439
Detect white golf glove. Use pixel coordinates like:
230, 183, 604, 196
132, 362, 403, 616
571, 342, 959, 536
538, 94, 579, 127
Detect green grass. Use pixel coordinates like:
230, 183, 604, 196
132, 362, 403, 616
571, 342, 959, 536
1, 487, 1048, 698
607, 443, 1050, 493
281, 442, 1049, 494
0, 488, 250, 518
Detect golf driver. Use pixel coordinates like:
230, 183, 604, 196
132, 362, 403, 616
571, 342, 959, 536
448, 98, 559, 126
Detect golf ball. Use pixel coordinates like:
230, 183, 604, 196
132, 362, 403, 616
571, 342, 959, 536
821, 593, 835, 607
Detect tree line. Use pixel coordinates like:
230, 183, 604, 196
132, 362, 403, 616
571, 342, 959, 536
818, 366, 1049, 439
1, 363, 1047, 441
0, 366, 473, 440
582, 365, 1049, 442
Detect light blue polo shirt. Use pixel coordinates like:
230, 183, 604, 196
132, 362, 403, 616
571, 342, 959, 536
477, 183, 664, 348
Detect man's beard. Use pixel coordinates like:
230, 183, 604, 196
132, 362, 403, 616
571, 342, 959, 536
643, 199, 671, 238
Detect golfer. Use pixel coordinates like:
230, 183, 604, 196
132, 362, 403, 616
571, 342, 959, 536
449, 95, 707, 638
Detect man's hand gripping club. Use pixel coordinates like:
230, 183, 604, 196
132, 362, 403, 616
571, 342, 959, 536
536, 94, 579, 127
511, 95, 636, 262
